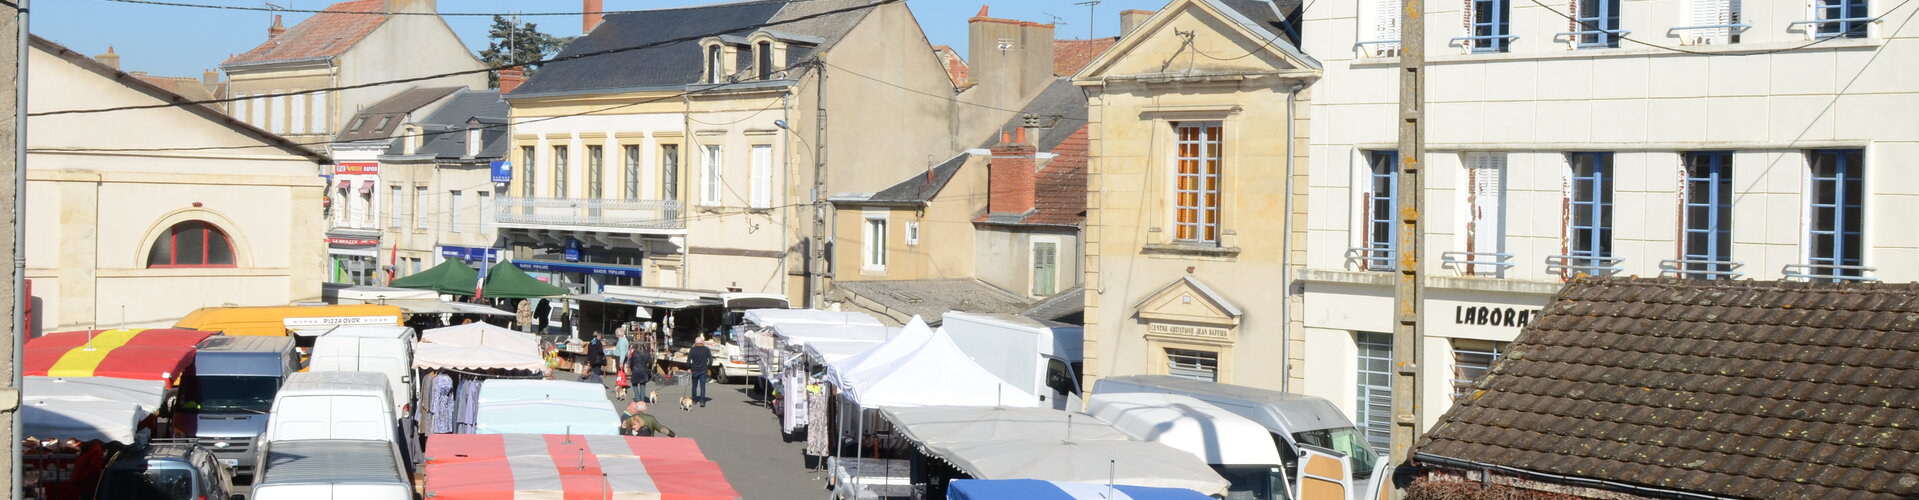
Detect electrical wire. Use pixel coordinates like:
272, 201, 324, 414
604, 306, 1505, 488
32, 0, 895, 117
103, 0, 847, 17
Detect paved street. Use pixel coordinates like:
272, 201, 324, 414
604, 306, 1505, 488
573, 371, 828, 500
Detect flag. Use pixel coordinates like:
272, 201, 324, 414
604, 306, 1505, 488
473, 253, 489, 300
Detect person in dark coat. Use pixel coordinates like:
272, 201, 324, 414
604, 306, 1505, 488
685, 340, 713, 407
628, 342, 654, 402
583, 335, 605, 381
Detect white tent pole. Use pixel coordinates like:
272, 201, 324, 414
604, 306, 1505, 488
853, 404, 865, 498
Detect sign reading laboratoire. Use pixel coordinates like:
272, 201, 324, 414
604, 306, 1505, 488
490, 161, 512, 183
440, 246, 501, 262
1423, 295, 1550, 340
335, 162, 379, 175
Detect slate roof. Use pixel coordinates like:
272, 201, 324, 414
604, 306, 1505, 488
1053, 38, 1116, 77
1020, 286, 1085, 323
829, 279, 1034, 326
336, 86, 461, 142
381, 89, 510, 161
510, 0, 878, 97
224, 0, 387, 68
1215, 0, 1303, 47
1414, 278, 1919, 500
981, 78, 1087, 152
838, 152, 970, 206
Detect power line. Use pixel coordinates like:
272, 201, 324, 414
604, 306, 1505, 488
33, 0, 896, 117
103, 0, 837, 17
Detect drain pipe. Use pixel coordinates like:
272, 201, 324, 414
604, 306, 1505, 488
13, 2, 30, 498
1280, 82, 1302, 394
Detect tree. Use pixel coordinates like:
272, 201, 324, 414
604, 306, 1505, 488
479, 15, 569, 89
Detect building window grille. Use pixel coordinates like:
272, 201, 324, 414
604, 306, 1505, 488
1361, 151, 1397, 271
1469, 0, 1512, 52
1575, 0, 1623, 48
1450, 341, 1507, 400
1173, 122, 1223, 245
1807, 149, 1865, 281
1567, 152, 1615, 276
1355, 332, 1393, 455
1166, 348, 1219, 382
1681, 152, 1735, 279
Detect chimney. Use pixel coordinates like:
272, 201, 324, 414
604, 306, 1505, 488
966, 8, 1056, 109
988, 128, 1038, 215
1120, 10, 1155, 37
497, 67, 528, 94
583, 0, 605, 33
94, 46, 120, 70
267, 15, 286, 39
383, 0, 435, 13
203, 69, 219, 86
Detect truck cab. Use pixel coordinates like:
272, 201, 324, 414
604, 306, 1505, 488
939, 312, 1084, 410
182, 335, 298, 478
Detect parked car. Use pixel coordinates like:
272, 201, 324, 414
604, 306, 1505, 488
94, 439, 239, 500
250, 439, 411, 500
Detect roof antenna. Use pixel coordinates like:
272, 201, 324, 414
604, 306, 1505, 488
1074, 1, 1102, 40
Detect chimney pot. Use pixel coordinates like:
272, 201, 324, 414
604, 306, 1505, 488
583, 0, 605, 33
93, 46, 121, 71
267, 15, 286, 39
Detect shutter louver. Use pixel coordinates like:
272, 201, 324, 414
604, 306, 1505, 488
1465, 153, 1506, 276
1687, 0, 1738, 45
1375, 0, 1403, 56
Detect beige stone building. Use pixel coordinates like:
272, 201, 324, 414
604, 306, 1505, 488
26, 37, 328, 331
1076, 0, 1319, 389
221, 0, 485, 147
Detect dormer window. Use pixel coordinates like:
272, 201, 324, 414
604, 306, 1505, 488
757, 41, 773, 79
466, 126, 480, 157
402, 125, 421, 155
708, 45, 724, 84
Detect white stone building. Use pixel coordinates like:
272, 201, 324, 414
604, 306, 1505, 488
1297, 0, 1918, 454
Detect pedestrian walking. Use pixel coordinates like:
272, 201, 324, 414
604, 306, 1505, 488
628, 342, 654, 403
686, 339, 713, 407
583, 334, 605, 382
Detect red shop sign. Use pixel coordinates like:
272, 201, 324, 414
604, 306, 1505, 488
334, 162, 379, 175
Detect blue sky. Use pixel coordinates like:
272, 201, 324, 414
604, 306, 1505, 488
37, 0, 1172, 78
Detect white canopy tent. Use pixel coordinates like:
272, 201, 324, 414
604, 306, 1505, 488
744, 309, 883, 328
880, 406, 1132, 447
413, 343, 546, 372
825, 317, 935, 391
23, 397, 147, 443
423, 322, 541, 352
24, 376, 167, 413
802, 340, 884, 366
1086, 392, 1287, 466
932, 439, 1231, 496
832, 319, 1038, 408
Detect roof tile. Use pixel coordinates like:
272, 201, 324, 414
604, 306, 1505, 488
226, 0, 386, 67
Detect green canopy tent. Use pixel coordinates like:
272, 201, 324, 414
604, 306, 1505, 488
389, 258, 478, 296
480, 261, 568, 299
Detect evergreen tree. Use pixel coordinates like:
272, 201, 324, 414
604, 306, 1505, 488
478, 16, 569, 88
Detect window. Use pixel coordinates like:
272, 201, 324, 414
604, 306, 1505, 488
750, 144, 773, 209
147, 221, 236, 268
1815, 0, 1868, 38
1173, 121, 1223, 245
702, 144, 724, 206
1166, 348, 1219, 382
521, 146, 537, 198
388, 186, 403, 228
1684, 0, 1742, 45
291, 93, 307, 135
1575, 0, 1622, 48
466, 128, 481, 157
269, 95, 285, 133
1032, 241, 1059, 296
478, 191, 493, 230
623, 145, 641, 200
904, 221, 920, 246
1807, 149, 1864, 280
552, 146, 570, 198
1450, 340, 1506, 400
311, 92, 329, 133
1567, 153, 1614, 276
1682, 152, 1734, 278
414, 186, 428, 230
1361, 151, 1397, 271
1366, 0, 1403, 56
1463, 153, 1507, 276
348, 116, 368, 133
587, 145, 604, 199
331, 183, 348, 226
707, 45, 725, 84
863, 216, 888, 270
249, 95, 265, 128
1469, 0, 1511, 52
1355, 332, 1393, 455
661, 144, 681, 202
757, 41, 774, 79
450, 190, 463, 233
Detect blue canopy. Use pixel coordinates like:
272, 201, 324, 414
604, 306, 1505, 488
947, 479, 1215, 500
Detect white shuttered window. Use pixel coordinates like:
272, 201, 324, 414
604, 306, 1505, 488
750, 144, 773, 209
291, 93, 307, 135
269, 95, 285, 134
1369, 0, 1403, 56
1685, 0, 1741, 44
311, 92, 329, 133
1462, 153, 1507, 277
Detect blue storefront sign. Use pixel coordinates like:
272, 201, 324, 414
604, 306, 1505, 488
512, 260, 644, 278
490, 160, 513, 183
563, 238, 582, 262
439, 245, 500, 262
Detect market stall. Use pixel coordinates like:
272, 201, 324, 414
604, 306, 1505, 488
414, 324, 550, 435
422, 433, 742, 500
946, 479, 1216, 500
24, 328, 214, 383
473, 380, 620, 436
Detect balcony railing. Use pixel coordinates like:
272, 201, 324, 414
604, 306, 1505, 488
1782, 263, 1878, 282
1346, 246, 1397, 271
1546, 254, 1624, 277
1442, 251, 1515, 278
495, 197, 685, 231
1659, 258, 1745, 280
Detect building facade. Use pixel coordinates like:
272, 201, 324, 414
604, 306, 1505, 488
26, 37, 328, 330
1077, 0, 1319, 389
377, 89, 512, 284
1299, 0, 1919, 454
326, 86, 462, 284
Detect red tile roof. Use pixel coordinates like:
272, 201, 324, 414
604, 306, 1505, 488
1053, 38, 1116, 77
932, 45, 970, 90
976, 125, 1088, 228
225, 0, 387, 67
132, 74, 224, 112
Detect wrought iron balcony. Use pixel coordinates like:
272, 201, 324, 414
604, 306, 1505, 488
1346, 246, 1396, 272
1659, 258, 1745, 280
1782, 263, 1877, 283
1442, 251, 1515, 278
495, 197, 685, 232
1546, 254, 1624, 278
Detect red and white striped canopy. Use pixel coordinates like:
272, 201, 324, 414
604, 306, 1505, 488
423, 433, 741, 500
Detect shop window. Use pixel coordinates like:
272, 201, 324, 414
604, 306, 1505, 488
1355, 332, 1393, 455
1450, 340, 1507, 400
147, 221, 236, 268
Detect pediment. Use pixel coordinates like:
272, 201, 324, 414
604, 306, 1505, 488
1073, 0, 1318, 83
1135, 276, 1241, 326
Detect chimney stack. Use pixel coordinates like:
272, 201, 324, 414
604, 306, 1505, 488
1120, 10, 1155, 37
497, 67, 528, 94
94, 46, 120, 70
383, 0, 435, 13
267, 15, 286, 39
988, 128, 1038, 215
203, 69, 220, 86
966, 7, 1056, 109
583, 0, 605, 33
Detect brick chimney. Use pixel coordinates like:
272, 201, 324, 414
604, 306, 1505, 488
497, 67, 527, 94
93, 46, 120, 70
583, 0, 605, 33
1120, 10, 1155, 37
203, 69, 219, 86
267, 15, 286, 39
988, 128, 1037, 215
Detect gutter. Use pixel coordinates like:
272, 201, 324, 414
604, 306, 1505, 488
1413, 452, 1735, 500
1281, 83, 1300, 393
12, 3, 28, 499
505, 79, 798, 101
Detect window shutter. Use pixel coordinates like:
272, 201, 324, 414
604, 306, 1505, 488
311, 92, 329, 133
291, 93, 307, 135
1465, 153, 1506, 276
750, 145, 773, 209
1687, 0, 1737, 44
1461, 0, 1476, 51
1374, 0, 1403, 55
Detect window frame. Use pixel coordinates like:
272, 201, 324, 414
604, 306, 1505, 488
1171, 121, 1224, 246
478, 191, 493, 231
1165, 347, 1220, 382
146, 220, 238, 268
552, 146, 570, 198
414, 186, 429, 230
904, 221, 920, 246
1469, 0, 1512, 52
1031, 240, 1059, 297
701, 144, 724, 207
707, 45, 725, 84
520, 146, 537, 199
1575, 0, 1624, 48
1681, 151, 1735, 278
661, 144, 681, 202
586, 145, 604, 200
1449, 340, 1507, 400
388, 185, 403, 228
1806, 149, 1865, 279
862, 214, 888, 271
1815, 0, 1870, 39
750, 144, 773, 209
1355, 331, 1393, 455
1567, 152, 1615, 275
757, 41, 774, 80
623, 145, 641, 201
449, 190, 463, 233
1362, 150, 1397, 271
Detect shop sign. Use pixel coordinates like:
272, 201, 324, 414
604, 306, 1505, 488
334, 162, 379, 175
1146, 322, 1231, 341
1454, 305, 1542, 328
564, 238, 582, 262
491, 160, 513, 183
513, 260, 644, 278
284, 315, 400, 328
440, 245, 500, 262
326, 237, 380, 247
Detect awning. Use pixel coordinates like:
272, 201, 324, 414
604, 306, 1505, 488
563, 294, 655, 319
23, 396, 148, 443
358, 181, 374, 194
422, 323, 540, 352
24, 329, 215, 383
423, 433, 741, 500
414, 343, 545, 372
337, 179, 350, 189
480, 261, 568, 299
25, 376, 168, 414
386, 299, 513, 316
391, 258, 480, 296
474, 380, 620, 436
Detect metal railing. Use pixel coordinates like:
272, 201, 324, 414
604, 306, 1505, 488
1667, 23, 1752, 33
1782, 263, 1878, 282
1545, 254, 1624, 277
1346, 246, 1397, 271
1450, 34, 1518, 53
495, 197, 685, 231
1442, 251, 1515, 278
1555, 28, 1632, 48
1788, 17, 1875, 37
1352, 40, 1402, 57
1658, 258, 1745, 280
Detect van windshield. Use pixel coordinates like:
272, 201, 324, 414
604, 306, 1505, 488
1293, 427, 1379, 479
195, 375, 280, 413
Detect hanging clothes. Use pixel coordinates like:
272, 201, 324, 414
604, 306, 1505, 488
455, 378, 483, 434
429, 372, 456, 434
805, 384, 831, 456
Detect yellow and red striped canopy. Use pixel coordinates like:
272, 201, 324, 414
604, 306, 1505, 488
24, 329, 214, 383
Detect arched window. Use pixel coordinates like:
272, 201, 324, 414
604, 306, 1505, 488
147, 221, 236, 268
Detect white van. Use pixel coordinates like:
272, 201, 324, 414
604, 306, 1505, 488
251, 439, 411, 500
310, 325, 415, 415
940, 312, 1083, 410
1089, 392, 1291, 500
261, 371, 396, 444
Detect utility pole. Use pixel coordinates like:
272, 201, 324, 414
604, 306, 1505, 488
809, 62, 828, 308
1390, 0, 1425, 497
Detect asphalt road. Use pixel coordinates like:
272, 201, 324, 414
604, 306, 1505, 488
590, 371, 830, 500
